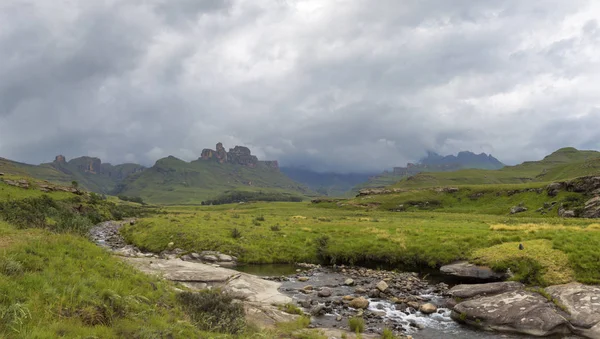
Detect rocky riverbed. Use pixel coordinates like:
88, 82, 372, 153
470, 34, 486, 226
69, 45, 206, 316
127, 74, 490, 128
90, 220, 596, 338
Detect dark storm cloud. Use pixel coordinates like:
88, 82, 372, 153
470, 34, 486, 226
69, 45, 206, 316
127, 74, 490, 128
1, 0, 599, 172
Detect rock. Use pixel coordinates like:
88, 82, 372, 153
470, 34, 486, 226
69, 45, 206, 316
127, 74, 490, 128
349, 297, 370, 309
510, 206, 528, 214
419, 303, 437, 314
354, 287, 366, 294
376, 280, 389, 292
218, 254, 235, 262
201, 254, 218, 262
336, 315, 342, 321
114, 245, 140, 257
449, 282, 524, 299
452, 290, 569, 337
303, 285, 314, 291
583, 196, 600, 218
440, 261, 506, 282
0, 172, 4, 176
310, 303, 326, 316
123, 258, 290, 305
558, 205, 576, 218
344, 278, 355, 286
298, 277, 310, 282
545, 283, 600, 338
167, 242, 174, 248
318, 287, 332, 298
368, 289, 380, 298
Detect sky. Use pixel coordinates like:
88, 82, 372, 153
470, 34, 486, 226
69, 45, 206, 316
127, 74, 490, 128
1, 0, 600, 172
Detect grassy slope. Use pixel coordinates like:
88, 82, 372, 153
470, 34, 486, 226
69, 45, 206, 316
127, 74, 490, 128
0, 178, 323, 338
122, 201, 600, 285
0, 158, 139, 194
117, 156, 313, 204
344, 183, 585, 216
391, 148, 600, 189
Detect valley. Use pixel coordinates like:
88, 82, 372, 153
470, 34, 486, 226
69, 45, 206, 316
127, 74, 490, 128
1, 147, 600, 338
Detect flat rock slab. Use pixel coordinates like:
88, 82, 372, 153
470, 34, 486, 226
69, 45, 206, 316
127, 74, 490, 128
123, 258, 291, 305
546, 283, 600, 338
449, 281, 524, 299
440, 261, 506, 281
452, 290, 570, 337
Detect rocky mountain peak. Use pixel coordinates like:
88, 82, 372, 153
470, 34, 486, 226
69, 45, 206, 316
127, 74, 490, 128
200, 142, 278, 169
54, 155, 67, 163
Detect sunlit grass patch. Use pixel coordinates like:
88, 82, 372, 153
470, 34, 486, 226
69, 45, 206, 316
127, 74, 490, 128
471, 239, 574, 285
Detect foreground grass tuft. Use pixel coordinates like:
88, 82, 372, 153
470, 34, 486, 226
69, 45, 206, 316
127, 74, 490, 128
471, 239, 574, 286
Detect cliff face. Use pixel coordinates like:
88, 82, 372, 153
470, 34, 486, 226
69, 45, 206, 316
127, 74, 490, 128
200, 142, 279, 170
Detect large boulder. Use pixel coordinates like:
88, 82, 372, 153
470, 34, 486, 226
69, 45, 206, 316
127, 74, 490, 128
583, 196, 600, 218
440, 261, 506, 282
449, 281, 524, 299
545, 283, 600, 338
452, 290, 570, 337
510, 206, 528, 214
349, 297, 369, 309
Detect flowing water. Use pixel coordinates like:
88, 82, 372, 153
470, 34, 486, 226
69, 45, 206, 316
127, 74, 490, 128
236, 264, 579, 339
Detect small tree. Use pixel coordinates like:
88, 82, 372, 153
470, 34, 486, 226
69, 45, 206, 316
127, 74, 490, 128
71, 181, 79, 189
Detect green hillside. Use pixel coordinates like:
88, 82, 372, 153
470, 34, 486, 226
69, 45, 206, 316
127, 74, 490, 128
115, 156, 313, 204
0, 156, 145, 194
390, 148, 600, 189
354, 150, 506, 191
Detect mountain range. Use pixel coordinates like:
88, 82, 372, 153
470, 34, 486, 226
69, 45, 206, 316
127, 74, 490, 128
2, 145, 599, 203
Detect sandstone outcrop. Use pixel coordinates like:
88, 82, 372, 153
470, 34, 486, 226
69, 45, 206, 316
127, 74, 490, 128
440, 261, 507, 282
545, 283, 600, 338
452, 290, 570, 336
200, 142, 279, 169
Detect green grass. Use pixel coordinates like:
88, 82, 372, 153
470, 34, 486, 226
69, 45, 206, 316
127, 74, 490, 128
0, 221, 204, 338
122, 201, 600, 285
348, 317, 365, 333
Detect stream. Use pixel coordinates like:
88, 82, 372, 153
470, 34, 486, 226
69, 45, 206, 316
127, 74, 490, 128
238, 264, 578, 339
90, 222, 578, 339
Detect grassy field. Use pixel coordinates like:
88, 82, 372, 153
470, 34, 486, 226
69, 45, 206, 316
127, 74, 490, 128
343, 182, 586, 216
122, 200, 600, 286
0, 178, 340, 339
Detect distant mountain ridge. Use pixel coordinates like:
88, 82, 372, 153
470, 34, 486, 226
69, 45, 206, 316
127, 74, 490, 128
355, 150, 505, 191
391, 147, 600, 189
113, 143, 313, 204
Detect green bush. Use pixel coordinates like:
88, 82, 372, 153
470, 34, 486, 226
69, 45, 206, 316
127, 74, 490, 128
177, 290, 246, 334
231, 228, 242, 239
201, 191, 303, 205
348, 316, 364, 333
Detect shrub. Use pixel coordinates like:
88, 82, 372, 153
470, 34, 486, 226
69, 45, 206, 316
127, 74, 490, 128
315, 235, 330, 264
255, 215, 265, 222
278, 303, 303, 315
231, 228, 242, 239
177, 291, 246, 334
381, 328, 399, 339
270, 225, 281, 232
348, 316, 364, 333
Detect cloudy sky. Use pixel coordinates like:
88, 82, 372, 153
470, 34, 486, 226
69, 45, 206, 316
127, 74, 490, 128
1, 0, 599, 172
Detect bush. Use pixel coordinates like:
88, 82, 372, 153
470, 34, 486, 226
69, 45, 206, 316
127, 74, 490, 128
177, 291, 246, 334
348, 316, 364, 333
202, 191, 303, 205
231, 228, 242, 239
0, 194, 153, 235
270, 225, 281, 232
